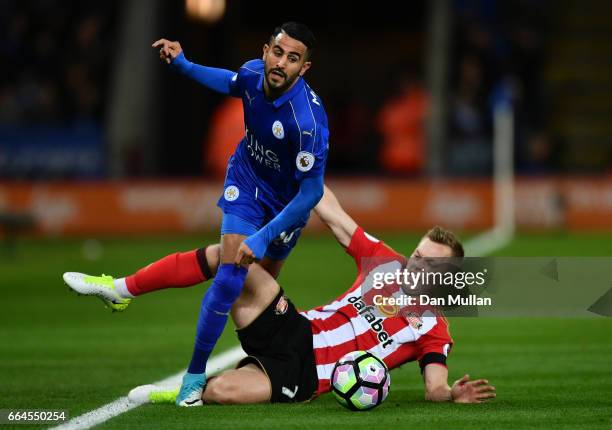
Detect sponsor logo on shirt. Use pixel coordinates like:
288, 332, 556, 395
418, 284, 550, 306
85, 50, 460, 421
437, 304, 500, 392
347, 295, 394, 348
245, 128, 281, 172
377, 303, 399, 317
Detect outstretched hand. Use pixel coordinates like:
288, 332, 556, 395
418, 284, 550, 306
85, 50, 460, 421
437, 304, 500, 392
451, 374, 496, 404
152, 39, 183, 64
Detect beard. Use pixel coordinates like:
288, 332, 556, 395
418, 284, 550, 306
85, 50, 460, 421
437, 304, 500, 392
264, 66, 298, 93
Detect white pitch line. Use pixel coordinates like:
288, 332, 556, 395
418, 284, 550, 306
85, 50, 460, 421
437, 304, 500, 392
50, 346, 246, 430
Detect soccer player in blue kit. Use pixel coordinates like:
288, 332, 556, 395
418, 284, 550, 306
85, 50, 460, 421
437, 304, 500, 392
153, 22, 329, 405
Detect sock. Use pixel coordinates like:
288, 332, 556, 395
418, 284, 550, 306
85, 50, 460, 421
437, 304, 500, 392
188, 264, 248, 374
113, 277, 134, 298
125, 248, 212, 296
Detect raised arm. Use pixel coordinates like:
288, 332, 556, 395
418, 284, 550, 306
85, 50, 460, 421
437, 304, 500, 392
423, 364, 496, 403
313, 185, 358, 248
152, 39, 238, 96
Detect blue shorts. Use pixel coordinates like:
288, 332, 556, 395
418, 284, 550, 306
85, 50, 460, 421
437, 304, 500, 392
220, 213, 307, 261
218, 168, 309, 261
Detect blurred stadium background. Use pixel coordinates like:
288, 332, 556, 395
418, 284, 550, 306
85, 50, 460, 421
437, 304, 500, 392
3, 0, 612, 237
1, 0, 611, 429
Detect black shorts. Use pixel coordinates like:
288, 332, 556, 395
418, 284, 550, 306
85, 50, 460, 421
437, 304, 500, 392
236, 289, 318, 403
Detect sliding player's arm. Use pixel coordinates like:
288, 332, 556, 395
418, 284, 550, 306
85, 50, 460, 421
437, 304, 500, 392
152, 39, 239, 96
313, 185, 358, 248
423, 364, 496, 403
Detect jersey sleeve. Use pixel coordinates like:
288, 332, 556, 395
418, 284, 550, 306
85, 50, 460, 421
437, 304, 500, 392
229, 59, 264, 98
228, 71, 241, 97
416, 317, 453, 372
346, 227, 404, 271
293, 123, 329, 181
290, 89, 329, 182
346, 227, 383, 260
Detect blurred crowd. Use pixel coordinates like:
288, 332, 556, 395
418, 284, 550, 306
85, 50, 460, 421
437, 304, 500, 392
448, 0, 551, 176
1, 0, 558, 179
327, 0, 551, 177
0, 0, 117, 125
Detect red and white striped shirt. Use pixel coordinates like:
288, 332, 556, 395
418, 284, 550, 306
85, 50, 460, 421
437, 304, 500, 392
300, 227, 453, 395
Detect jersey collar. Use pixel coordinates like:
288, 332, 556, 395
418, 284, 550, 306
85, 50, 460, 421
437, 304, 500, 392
257, 74, 305, 108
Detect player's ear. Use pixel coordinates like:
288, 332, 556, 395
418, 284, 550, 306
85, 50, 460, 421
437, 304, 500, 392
262, 43, 270, 60
299, 61, 312, 77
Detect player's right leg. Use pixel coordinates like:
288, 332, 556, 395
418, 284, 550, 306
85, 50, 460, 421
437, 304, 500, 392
231, 259, 281, 329
129, 363, 271, 405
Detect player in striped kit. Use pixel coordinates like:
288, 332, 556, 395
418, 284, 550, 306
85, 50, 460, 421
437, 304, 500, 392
65, 186, 495, 404
202, 186, 495, 404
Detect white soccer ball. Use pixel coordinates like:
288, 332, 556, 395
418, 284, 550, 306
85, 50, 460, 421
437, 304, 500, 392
331, 351, 390, 411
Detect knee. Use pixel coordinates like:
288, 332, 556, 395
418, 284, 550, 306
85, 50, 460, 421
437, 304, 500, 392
212, 264, 248, 303
205, 245, 221, 276
204, 375, 241, 404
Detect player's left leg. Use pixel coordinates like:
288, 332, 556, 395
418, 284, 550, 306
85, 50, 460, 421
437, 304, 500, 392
122, 247, 214, 296
203, 364, 271, 404
63, 245, 219, 312
231, 261, 282, 329
178, 212, 259, 406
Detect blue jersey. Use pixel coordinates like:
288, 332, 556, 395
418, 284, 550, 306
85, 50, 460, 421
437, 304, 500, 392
225, 59, 329, 208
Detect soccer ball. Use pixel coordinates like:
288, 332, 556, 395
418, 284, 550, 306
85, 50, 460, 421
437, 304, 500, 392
331, 351, 390, 411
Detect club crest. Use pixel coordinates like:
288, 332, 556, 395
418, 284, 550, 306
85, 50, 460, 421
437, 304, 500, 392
272, 120, 285, 139
224, 185, 240, 202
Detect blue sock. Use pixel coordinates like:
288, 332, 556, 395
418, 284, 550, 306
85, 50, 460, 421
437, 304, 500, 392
187, 263, 248, 374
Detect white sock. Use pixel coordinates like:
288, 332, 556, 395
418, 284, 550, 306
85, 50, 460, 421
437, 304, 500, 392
114, 277, 135, 299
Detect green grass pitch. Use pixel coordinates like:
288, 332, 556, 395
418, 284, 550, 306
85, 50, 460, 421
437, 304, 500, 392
1, 232, 611, 429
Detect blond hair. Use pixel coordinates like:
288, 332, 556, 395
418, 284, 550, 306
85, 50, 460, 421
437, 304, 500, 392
425, 226, 464, 257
